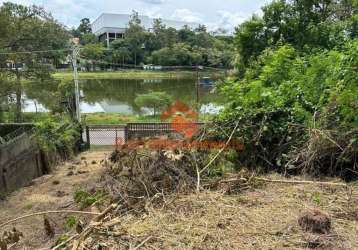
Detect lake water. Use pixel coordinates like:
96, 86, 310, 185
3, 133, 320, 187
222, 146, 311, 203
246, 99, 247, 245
23, 78, 225, 115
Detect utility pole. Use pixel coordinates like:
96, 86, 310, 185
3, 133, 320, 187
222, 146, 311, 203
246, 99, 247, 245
196, 65, 200, 112
72, 43, 81, 122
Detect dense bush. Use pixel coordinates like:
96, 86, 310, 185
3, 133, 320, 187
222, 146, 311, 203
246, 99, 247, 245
217, 41, 358, 178
34, 118, 81, 159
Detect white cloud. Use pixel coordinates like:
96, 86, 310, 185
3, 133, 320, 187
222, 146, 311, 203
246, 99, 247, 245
171, 9, 203, 23
207, 10, 248, 32
0, 0, 267, 30
138, 0, 167, 4
142, 6, 163, 19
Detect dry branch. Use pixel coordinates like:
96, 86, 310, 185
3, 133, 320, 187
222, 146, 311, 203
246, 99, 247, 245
255, 177, 347, 187
199, 122, 239, 174
0, 210, 101, 228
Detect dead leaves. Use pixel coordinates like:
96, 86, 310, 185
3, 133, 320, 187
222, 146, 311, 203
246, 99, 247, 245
0, 228, 23, 250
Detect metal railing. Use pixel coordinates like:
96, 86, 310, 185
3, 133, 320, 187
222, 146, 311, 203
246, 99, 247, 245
85, 122, 205, 148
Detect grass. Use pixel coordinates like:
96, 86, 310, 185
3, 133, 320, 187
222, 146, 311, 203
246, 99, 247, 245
82, 112, 214, 125
53, 70, 225, 80
2, 112, 213, 125
82, 113, 161, 124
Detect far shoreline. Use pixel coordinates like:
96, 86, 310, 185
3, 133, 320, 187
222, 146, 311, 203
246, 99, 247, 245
53, 69, 226, 80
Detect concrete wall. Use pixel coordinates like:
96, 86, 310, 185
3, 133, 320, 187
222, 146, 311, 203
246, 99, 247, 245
0, 133, 46, 195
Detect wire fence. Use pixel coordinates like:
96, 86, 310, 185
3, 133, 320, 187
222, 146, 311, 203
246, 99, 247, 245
85, 122, 205, 148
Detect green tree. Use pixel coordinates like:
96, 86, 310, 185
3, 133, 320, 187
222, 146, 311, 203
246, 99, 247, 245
78, 18, 92, 34
81, 43, 105, 71
125, 11, 147, 66
111, 39, 131, 65
234, 0, 357, 70
0, 2, 70, 122
135, 92, 172, 116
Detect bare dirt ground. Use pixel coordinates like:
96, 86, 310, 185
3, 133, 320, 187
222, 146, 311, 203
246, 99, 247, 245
0, 150, 357, 250
0, 150, 110, 249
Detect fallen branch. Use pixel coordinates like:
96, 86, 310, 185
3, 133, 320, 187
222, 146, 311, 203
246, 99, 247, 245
132, 236, 152, 250
199, 122, 239, 175
0, 210, 101, 228
71, 204, 118, 250
255, 177, 347, 187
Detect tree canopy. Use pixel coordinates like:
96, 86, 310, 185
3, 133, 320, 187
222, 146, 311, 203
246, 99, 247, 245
234, 0, 358, 70
76, 11, 235, 68
0, 2, 70, 121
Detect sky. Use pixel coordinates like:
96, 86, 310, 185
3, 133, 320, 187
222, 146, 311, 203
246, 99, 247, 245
0, 0, 270, 31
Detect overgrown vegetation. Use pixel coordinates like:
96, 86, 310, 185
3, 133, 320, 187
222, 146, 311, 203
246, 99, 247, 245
215, 0, 358, 179
34, 118, 81, 159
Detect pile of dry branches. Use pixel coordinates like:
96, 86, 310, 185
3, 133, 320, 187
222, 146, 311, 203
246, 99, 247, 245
287, 128, 358, 180
51, 148, 254, 249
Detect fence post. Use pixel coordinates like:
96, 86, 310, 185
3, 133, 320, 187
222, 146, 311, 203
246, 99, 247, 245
115, 128, 118, 149
124, 125, 128, 143
85, 126, 90, 149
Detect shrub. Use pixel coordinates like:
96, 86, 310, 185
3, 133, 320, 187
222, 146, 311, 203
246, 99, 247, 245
135, 91, 172, 116
216, 41, 358, 178
34, 118, 81, 159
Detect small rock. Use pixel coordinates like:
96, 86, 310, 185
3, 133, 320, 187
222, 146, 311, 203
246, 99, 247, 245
55, 191, 66, 197
67, 171, 74, 176
77, 170, 89, 175
52, 180, 60, 185
298, 209, 331, 234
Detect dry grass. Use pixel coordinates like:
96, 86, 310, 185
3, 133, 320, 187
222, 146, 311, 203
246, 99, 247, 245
80, 175, 358, 250
0, 148, 357, 249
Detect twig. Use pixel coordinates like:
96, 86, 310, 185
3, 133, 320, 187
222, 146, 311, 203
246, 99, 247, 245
132, 236, 152, 250
255, 177, 347, 187
191, 152, 201, 192
200, 122, 239, 174
71, 204, 118, 250
0, 210, 101, 228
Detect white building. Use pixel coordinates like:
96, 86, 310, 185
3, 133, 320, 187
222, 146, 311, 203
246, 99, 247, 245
91, 13, 199, 47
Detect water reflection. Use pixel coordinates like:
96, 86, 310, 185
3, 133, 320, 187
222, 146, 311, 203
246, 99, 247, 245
23, 78, 224, 115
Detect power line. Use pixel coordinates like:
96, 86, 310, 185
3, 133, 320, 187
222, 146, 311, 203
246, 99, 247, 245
0, 48, 72, 55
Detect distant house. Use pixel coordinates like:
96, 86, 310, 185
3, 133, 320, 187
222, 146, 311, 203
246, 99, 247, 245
91, 13, 199, 47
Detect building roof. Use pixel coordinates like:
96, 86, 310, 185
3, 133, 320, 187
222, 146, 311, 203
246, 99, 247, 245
92, 13, 199, 35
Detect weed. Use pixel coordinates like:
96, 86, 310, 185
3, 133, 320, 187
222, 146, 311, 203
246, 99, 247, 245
54, 235, 69, 249
312, 192, 322, 205
74, 189, 106, 208
23, 204, 33, 210
65, 216, 77, 230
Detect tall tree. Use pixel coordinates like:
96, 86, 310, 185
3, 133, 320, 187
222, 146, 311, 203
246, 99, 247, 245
0, 2, 70, 121
78, 18, 92, 34
234, 0, 357, 69
124, 11, 147, 66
